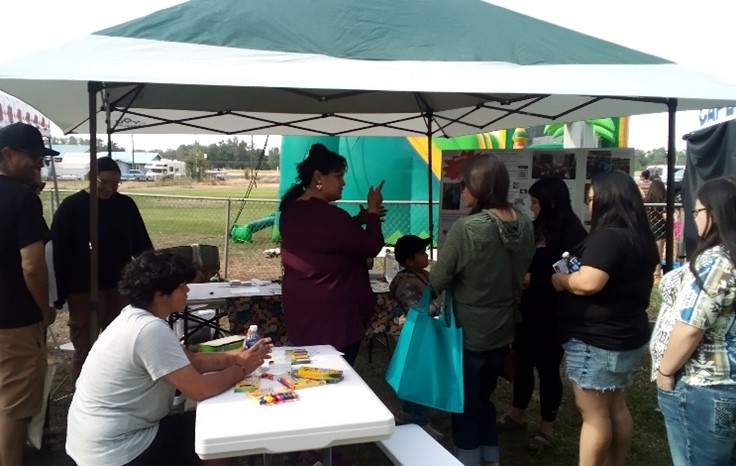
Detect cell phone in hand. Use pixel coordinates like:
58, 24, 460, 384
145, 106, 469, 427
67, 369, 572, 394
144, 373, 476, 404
552, 258, 569, 274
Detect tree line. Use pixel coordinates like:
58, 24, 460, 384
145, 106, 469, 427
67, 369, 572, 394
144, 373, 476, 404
51, 135, 683, 174
633, 148, 687, 172
50, 136, 281, 173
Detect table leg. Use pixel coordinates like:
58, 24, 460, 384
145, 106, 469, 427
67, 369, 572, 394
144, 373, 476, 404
322, 448, 332, 466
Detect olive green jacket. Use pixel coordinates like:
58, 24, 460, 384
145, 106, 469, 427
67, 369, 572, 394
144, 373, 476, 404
429, 208, 534, 351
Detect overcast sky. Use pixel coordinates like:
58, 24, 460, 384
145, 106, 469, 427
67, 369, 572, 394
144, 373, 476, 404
2, 0, 735, 151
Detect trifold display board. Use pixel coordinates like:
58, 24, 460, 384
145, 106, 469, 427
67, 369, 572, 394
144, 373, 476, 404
438, 148, 634, 245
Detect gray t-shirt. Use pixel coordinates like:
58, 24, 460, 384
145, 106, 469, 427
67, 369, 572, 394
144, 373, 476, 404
66, 305, 191, 466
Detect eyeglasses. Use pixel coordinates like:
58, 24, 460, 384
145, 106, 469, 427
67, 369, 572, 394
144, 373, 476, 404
691, 207, 708, 219
584, 195, 595, 205
15, 149, 44, 162
97, 178, 122, 189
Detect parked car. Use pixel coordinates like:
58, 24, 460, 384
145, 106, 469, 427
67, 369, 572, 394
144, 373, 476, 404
123, 169, 145, 181
673, 167, 685, 202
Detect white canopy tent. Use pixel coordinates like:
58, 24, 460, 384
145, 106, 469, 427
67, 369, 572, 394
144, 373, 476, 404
2, 0, 736, 331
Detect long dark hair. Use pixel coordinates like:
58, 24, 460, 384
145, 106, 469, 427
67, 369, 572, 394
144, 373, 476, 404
590, 170, 659, 263
529, 177, 584, 244
463, 154, 510, 214
644, 179, 666, 204
689, 177, 736, 285
279, 143, 347, 211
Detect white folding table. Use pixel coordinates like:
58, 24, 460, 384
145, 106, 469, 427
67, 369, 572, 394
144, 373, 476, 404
195, 345, 395, 464
174, 282, 283, 343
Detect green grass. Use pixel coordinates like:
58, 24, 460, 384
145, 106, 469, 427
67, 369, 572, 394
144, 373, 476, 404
120, 182, 279, 199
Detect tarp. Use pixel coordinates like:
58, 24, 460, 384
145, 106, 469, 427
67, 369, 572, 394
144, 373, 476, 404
683, 120, 736, 254
0, 0, 735, 137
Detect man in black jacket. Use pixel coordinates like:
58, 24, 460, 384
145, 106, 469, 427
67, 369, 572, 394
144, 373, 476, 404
52, 156, 153, 381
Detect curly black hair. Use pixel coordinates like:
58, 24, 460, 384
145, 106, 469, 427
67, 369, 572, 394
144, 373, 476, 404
118, 251, 197, 309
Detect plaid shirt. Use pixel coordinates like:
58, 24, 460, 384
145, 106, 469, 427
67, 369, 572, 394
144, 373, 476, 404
650, 245, 736, 385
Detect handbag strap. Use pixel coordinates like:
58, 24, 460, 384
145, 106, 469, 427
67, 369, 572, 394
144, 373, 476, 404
440, 289, 457, 328
416, 284, 457, 328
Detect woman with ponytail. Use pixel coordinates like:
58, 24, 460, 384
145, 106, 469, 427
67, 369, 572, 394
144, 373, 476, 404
279, 143, 384, 365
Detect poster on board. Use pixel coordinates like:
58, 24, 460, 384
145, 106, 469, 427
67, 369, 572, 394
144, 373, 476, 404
439, 148, 634, 239
439, 149, 535, 246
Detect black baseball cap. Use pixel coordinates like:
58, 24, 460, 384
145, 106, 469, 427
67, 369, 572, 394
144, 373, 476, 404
0, 122, 59, 158
394, 235, 432, 266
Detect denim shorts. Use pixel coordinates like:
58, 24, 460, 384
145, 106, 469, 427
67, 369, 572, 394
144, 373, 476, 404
562, 338, 645, 391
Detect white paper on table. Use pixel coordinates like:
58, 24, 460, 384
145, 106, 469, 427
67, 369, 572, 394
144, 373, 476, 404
251, 279, 273, 286
371, 282, 390, 293
229, 287, 261, 295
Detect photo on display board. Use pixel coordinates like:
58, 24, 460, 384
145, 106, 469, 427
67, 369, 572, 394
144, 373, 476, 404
439, 215, 462, 247
441, 182, 463, 210
611, 157, 631, 174
531, 152, 577, 179
586, 150, 612, 179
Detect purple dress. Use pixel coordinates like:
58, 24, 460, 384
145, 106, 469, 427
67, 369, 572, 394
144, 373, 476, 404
280, 199, 384, 349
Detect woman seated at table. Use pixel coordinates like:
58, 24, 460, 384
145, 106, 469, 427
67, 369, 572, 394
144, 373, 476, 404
279, 143, 384, 365
66, 251, 273, 466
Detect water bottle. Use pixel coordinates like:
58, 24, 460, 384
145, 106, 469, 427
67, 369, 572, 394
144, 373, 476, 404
244, 324, 261, 349
384, 251, 400, 283
562, 251, 581, 273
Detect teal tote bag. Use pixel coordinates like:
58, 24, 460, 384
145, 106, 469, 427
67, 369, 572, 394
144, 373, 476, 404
385, 287, 464, 413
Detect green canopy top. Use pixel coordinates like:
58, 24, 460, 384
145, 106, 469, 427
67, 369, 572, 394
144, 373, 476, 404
98, 0, 670, 65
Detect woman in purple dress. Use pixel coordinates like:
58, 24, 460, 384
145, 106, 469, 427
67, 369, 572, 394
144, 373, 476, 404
279, 143, 384, 365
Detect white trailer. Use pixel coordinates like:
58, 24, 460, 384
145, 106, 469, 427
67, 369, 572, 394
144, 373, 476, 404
144, 158, 185, 180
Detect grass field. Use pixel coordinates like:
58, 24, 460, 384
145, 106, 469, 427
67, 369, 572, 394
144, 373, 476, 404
44, 180, 284, 279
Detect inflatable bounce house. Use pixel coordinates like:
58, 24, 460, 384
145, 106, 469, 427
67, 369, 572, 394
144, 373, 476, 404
231, 118, 627, 245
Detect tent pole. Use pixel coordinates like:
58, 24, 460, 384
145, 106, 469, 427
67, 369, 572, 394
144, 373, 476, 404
88, 81, 102, 345
664, 98, 678, 273
105, 90, 113, 157
426, 112, 434, 259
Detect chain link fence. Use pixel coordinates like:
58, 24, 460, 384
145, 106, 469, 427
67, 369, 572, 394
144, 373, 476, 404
40, 190, 683, 280
41, 190, 438, 281
644, 202, 685, 264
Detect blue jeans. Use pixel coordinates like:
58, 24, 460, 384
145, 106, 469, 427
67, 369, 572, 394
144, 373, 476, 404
451, 346, 507, 463
657, 378, 736, 465
399, 399, 430, 426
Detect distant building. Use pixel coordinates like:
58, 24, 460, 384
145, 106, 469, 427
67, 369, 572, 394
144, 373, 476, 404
49, 151, 161, 180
